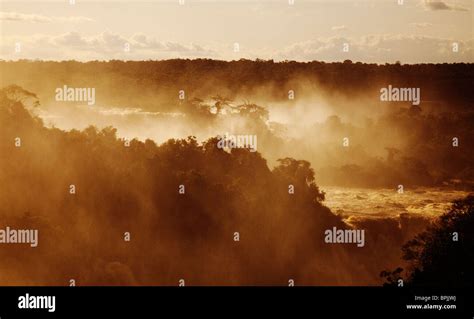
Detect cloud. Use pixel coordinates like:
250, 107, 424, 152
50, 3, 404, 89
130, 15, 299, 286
423, 1, 468, 11
0, 31, 218, 61
331, 25, 347, 32
410, 22, 433, 28
0, 31, 472, 63
273, 34, 474, 63
0, 11, 93, 23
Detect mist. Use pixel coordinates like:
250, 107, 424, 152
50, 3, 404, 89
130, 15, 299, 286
0, 60, 472, 285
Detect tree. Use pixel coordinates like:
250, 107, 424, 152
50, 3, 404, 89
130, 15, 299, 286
273, 157, 325, 202
381, 195, 474, 287
0, 85, 39, 107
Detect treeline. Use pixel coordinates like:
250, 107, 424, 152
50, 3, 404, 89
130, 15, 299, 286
0, 59, 472, 111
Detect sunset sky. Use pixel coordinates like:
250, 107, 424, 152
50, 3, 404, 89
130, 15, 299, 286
0, 0, 473, 63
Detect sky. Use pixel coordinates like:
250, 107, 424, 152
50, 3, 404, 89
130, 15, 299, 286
0, 0, 473, 63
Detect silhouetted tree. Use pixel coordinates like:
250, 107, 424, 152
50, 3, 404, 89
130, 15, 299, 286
381, 195, 474, 287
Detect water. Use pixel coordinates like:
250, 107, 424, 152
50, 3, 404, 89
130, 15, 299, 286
321, 186, 470, 221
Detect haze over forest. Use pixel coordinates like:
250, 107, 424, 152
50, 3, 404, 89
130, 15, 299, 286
1, 60, 473, 189
0, 59, 472, 285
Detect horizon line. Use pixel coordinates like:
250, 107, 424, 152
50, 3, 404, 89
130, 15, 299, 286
1, 58, 473, 66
